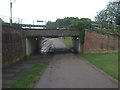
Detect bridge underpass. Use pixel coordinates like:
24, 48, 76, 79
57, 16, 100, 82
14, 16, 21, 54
24, 29, 80, 55
2, 25, 118, 88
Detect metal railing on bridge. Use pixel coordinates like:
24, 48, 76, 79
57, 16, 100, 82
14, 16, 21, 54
22, 24, 70, 29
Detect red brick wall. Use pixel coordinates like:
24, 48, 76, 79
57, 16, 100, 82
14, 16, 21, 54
83, 31, 119, 54
2, 25, 25, 67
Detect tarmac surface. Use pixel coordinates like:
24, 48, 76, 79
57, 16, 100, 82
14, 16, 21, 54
34, 39, 118, 88
2, 38, 118, 88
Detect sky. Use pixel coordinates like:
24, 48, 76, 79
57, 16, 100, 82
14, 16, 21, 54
0, 0, 110, 24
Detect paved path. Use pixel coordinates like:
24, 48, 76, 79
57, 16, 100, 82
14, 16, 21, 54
34, 39, 118, 88
50, 38, 68, 49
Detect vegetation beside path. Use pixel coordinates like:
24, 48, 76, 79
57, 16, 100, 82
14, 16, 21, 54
62, 36, 119, 80
62, 37, 72, 48
10, 64, 46, 88
80, 53, 119, 80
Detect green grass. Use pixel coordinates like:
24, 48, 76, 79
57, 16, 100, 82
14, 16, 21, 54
62, 37, 72, 48
10, 64, 46, 88
92, 29, 120, 36
80, 53, 119, 80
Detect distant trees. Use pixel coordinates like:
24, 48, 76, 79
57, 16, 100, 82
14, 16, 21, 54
47, 17, 79, 27
71, 18, 93, 44
47, 17, 92, 30
116, 16, 120, 25
95, 1, 120, 28
71, 18, 92, 30
47, 17, 93, 45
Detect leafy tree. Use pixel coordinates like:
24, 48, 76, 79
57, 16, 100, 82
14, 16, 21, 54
47, 21, 52, 25
71, 18, 92, 44
95, 1, 120, 28
47, 21, 56, 26
47, 17, 79, 27
116, 16, 120, 25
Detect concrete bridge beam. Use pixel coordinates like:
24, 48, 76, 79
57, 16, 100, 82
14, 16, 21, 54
72, 37, 80, 53
25, 37, 38, 56
38, 37, 42, 54
23, 29, 79, 37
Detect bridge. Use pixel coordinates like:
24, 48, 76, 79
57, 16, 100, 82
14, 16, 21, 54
23, 28, 80, 55
2, 25, 81, 67
23, 29, 79, 37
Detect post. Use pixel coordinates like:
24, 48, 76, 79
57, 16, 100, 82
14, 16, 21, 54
38, 37, 42, 54
10, 0, 12, 26
10, 0, 16, 26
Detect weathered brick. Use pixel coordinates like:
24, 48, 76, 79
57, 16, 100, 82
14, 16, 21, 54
83, 31, 119, 54
2, 25, 25, 67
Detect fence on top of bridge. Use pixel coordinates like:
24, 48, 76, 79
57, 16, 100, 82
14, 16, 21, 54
0, 15, 70, 29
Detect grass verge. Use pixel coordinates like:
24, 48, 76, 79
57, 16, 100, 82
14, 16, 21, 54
80, 53, 119, 80
10, 64, 46, 88
62, 37, 72, 48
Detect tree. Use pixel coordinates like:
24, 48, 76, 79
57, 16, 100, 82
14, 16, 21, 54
47, 17, 79, 26
46, 17, 79, 28
95, 1, 120, 28
71, 18, 92, 30
71, 18, 92, 44
116, 16, 120, 25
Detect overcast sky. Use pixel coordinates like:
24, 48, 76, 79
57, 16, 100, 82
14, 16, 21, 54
0, 0, 110, 24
